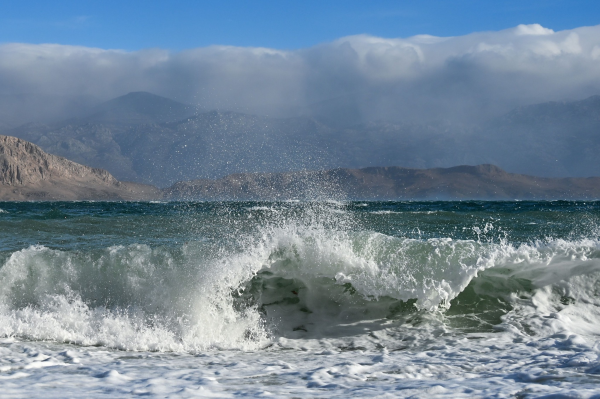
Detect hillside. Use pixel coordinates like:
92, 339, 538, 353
0, 135, 160, 200
0, 136, 598, 201
164, 164, 600, 201
5, 92, 600, 187
85, 91, 199, 124
477, 95, 600, 178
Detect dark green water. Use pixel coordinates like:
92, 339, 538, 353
0, 200, 597, 252
0, 200, 598, 350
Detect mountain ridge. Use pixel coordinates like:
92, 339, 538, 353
3, 92, 600, 187
0, 134, 598, 201
0, 135, 160, 200
85, 91, 199, 124
164, 164, 600, 201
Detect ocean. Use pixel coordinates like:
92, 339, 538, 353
0, 200, 599, 398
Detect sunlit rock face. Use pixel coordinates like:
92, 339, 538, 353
0, 135, 159, 200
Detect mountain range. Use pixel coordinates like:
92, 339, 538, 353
1, 135, 598, 201
163, 164, 600, 201
2, 92, 600, 188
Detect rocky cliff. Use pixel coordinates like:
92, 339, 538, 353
0, 135, 160, 200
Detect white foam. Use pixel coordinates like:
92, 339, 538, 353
1, 328, 598, 397
1, 222, 599, 352
0, 244, 268, 352
0, 213, 599, 396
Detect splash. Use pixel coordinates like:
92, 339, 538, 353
0, 202, 599, 352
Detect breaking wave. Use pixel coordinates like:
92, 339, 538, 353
0, 203, 599, 352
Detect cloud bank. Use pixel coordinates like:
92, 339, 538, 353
1, 24, 600, 126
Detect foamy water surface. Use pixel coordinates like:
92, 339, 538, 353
0, 201, 599, 398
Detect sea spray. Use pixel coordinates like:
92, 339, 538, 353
1, 201, 598, 353
0, 244, 268, 351
1, 201, 600, 397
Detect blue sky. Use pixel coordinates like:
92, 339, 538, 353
1, 0, 599, 50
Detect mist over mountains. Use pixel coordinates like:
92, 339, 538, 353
2, 134, 598, 201
2, 24, 600, 127
1, 24, 599, 187
2, 91, 599, 187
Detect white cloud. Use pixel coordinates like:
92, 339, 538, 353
1, 24, 600, 125
513, 24, 554, 36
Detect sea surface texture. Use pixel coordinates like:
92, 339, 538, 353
0, 201, 599, 398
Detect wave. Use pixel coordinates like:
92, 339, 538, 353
0, 207, 599, 352
236, 224, 600, 338
0, 244, 266, 351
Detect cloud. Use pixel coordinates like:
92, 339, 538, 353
513, 23, 554, 36
1, 24, 600, 126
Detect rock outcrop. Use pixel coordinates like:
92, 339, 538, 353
0, 135, 160, 200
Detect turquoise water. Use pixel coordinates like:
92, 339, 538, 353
1, 200, 596, 251
0, 201, 599, 397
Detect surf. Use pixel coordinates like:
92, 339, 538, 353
0, 201, 598, 353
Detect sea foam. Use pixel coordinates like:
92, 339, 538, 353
0, 210, 599, 352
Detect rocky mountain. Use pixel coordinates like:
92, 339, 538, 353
0, 135, 159, 200
5, 92, 200, 184
4, 92, 600, 187
2, 92, 469, 186
164, 164, 600, 201
0, 135, 597, 201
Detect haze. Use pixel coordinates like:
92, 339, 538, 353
1, 2, 599, 186
2, 23, 600, 126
